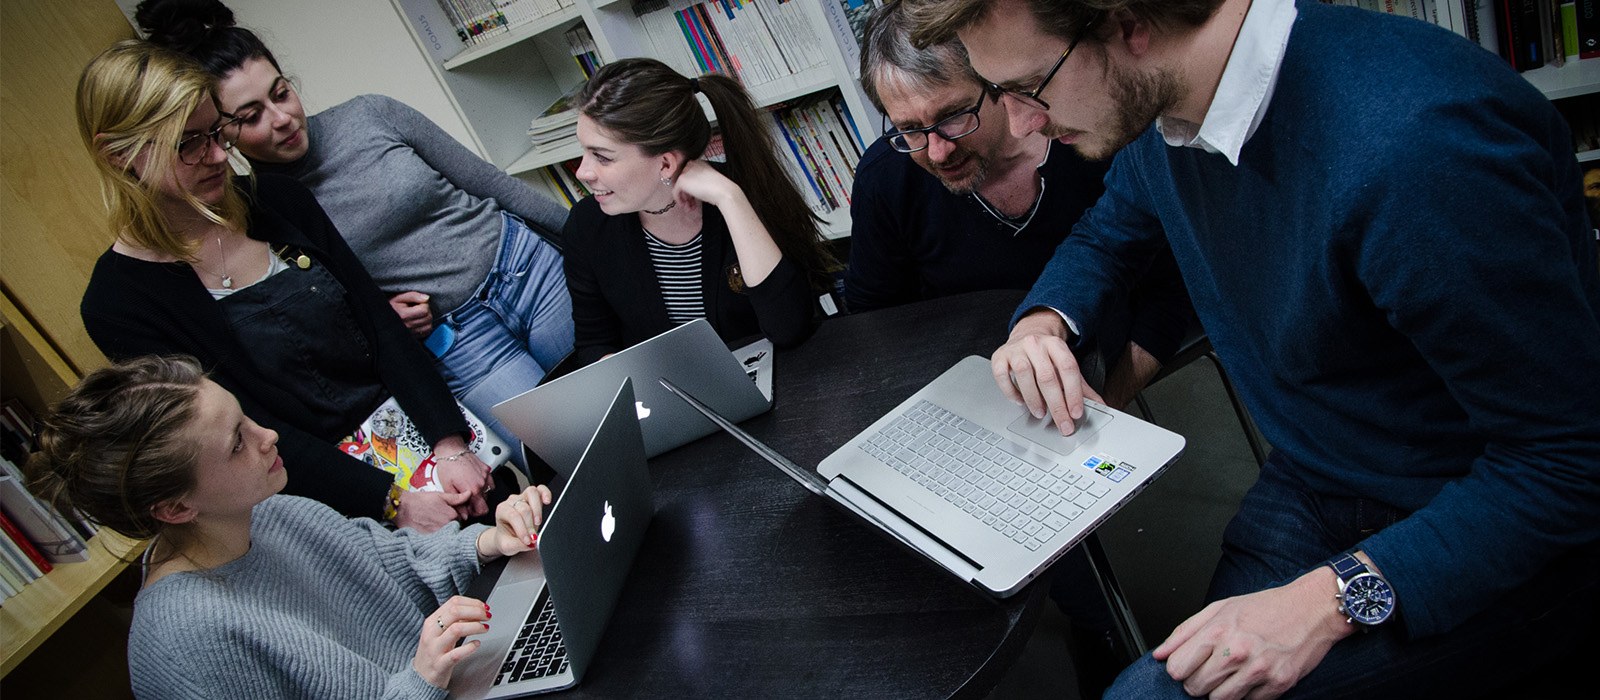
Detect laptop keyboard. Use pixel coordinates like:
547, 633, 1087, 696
494, 589, 570, 687
856, 400, 1111, 552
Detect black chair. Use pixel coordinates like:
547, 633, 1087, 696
1133, 328, 1269, 468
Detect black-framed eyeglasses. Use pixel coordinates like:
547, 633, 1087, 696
984, 17, 1099, 113
176, 117, 242, 165
881, 90, 994, 154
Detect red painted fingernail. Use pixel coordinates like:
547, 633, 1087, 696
528, 533, 539, 546
485, 610, 493, 619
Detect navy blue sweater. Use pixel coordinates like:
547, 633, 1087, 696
1022, 1, 1600, 638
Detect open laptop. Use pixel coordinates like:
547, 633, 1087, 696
449, 378, 654, 698
660, 355, 1185, 597
492, 319, 773, 474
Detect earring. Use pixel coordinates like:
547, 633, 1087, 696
660, 176, 673, 186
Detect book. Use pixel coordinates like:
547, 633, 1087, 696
564, 24, 602, 79
0, 548, 28, 598
0, 515, 43, 583
1506, 0, 1547, 70
1464, 0, 1503, 52
1579, 0, 1600, 57
0, 509, 51, 574
1540, 0, 1564, 68
337, 398, 511, 495
0, 472, 90, 563
1562, 1, 1579, 58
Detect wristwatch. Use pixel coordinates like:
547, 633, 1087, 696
1326, 552, 1396, 628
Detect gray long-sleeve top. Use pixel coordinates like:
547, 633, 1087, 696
128, 496, 488, 699
256, 94, 569, 314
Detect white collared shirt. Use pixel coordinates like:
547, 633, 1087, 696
1156, 0, 1297, 165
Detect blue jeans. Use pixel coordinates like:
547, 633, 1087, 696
435, 214, 574, 457
1106, 453, 1597, 699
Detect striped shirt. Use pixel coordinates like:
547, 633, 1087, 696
644, 229, 706, 325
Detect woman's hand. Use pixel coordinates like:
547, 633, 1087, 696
413, 595, 492, 689
477, 485, 554, 561
434, 437, 491, 519
394, 490, 471, 533
671, 159, 742, 210
674, 159, 781, 286
388, 291, 435, 337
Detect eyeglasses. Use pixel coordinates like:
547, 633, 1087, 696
176, 117, 241, 165
882, 90, 994, 154
983, 17, 1098, 113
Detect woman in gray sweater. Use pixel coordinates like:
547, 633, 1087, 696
30, 355, 553, 699
137, 0, 574, 449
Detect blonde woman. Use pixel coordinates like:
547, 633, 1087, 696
77, 40, 490, 532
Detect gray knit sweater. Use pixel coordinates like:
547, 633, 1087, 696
128, 495, 488, 699
255, 94, 569, 314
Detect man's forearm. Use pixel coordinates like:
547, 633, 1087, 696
1101, 342, 1162, 410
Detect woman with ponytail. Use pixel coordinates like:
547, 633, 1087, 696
564, 58, 837, 365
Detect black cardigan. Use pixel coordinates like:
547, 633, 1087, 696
562, 196, 815, 366
80, 174, 468, 518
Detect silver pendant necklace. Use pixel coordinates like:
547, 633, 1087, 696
216, 236, 233, 288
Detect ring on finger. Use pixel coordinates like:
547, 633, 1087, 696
436, 617, 445, 631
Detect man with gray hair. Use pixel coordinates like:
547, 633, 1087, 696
847, 0, 1190, 410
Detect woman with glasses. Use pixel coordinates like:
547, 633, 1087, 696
136, 0, 573, 453
78, 40, 494, 533
563, 58, 837, 366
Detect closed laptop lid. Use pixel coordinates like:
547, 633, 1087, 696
538, 377, 655, 681
491, 319, 772, 474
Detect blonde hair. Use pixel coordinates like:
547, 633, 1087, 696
75, 40, 248, 260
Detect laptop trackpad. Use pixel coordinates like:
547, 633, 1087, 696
1006, 404, 1113, 455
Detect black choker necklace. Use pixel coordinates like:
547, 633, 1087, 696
643, 200, 677, 215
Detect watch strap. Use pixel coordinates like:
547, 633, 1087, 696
1326, 552, 1368, 583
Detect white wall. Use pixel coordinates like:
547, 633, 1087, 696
111, 0, 480, 154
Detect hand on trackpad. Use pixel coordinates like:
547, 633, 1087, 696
1006, 404, 1113, 455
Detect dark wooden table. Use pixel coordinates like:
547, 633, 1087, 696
551, 289, 1050, 698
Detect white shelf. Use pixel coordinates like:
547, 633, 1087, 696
746, 67, 840, 110
1521, 58, 1600, 101
822, 204, 852, 240
1, 531, 142, 676
508, 140, 584, 176
507, 67, 843, 177
442, 6, 582, 70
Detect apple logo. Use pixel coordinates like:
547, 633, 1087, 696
635, 401, 651, 420
600, 501, 616, 542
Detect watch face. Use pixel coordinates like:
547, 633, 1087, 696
1343, 572, 1396, 625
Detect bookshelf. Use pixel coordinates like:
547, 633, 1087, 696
0, 294, 141, 678
0, 532, 142, 677
1522, 57, 1600, 100
389, 0, 881, 238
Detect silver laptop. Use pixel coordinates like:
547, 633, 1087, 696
492, 319, 773, 473
450, 379, 654, 698
661, 355, 1184, 597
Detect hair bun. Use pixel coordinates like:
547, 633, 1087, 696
134, 0, 235, 50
